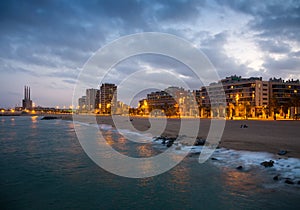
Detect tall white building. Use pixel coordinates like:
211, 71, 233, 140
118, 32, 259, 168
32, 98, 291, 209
86, 89, 99, 112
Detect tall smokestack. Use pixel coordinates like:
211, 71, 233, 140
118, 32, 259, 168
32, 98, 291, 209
29, 87, 30, 100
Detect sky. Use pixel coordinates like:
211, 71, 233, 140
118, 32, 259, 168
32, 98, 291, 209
1, 0, 300, 108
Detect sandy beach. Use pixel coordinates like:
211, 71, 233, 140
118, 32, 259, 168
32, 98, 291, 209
68, 115, 300, 158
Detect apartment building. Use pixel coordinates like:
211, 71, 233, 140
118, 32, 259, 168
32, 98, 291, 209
100, 83, 117, 114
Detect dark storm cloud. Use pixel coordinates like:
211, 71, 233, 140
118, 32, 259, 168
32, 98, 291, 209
263, 56, 300, 72
258, 40, 291, 54
218, 0, 300, 41
0, 0, 149, 72
152, 0, 204, 22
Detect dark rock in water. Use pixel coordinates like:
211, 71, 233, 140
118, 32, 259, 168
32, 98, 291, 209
236, 166, 243, 170
277, 150, 287, 156
243, 124, 248, 128
285, 179, 294, 185
211, 157, 218, 161
297, 181, 300, 185
153, 137, 160, 141
41, 116, 58, 120
130, 119, 133, 121
260, 160, 274, 167
169, 137, 177, 141
194, 138, 206, 146
273, 175, 279, 181
166, 140, 174, 147
153, 136, 167, 144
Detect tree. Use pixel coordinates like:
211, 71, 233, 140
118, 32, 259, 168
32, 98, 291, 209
289, 94, 300, 117
290, 94, 300, 108
269, 95, 280, 117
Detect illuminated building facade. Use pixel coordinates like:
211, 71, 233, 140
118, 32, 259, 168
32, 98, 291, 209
100, 83, 117, 114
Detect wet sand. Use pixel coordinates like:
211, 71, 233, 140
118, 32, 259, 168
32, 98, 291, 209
68, 115, 300, 158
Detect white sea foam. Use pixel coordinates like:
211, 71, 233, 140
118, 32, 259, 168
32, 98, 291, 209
73, 120, 153, 143
98, 124, 113, 130
73, 120, 98, 128
117, 128, 153, 143
153, 137, 300, 185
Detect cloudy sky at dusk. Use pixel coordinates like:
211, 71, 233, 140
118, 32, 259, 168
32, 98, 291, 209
1, 0, 300, 108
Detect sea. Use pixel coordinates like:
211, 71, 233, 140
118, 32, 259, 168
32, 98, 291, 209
1, 116, 300, 209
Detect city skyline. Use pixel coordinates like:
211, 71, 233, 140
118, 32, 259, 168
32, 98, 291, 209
1, 1, 300, 108
76, 75, 300, 119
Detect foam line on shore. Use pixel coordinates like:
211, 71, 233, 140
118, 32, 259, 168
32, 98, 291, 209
73, 120, 153, 142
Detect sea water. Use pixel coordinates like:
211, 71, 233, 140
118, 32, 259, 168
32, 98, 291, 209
1, 116, 300, 209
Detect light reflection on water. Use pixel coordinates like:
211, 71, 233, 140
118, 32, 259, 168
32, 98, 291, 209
168, 163, 191, 193
137, 144, 154, 158
10, 117, 15, 126
31, 116, 38, 129
221, 168, 264, 196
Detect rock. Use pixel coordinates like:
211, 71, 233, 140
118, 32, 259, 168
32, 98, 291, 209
236, 166, 243, 170
297, 181, 300, 185
154, 136, 167, 144
211, 157, 218, 161
153, 136, 161, 141
285, 179, 294, 185
273, 175, 279, 181
277, 150, 287, 156
260, 160, 274, 167
243, 124, 248, 128
41, 116, 58, 120
169, 137, 177, 141
166, 140, 174, 147
194, 138, 206, 146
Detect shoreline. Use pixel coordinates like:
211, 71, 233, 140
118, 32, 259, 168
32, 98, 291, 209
66, 114, 300, 159
3, 114, 298, 158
